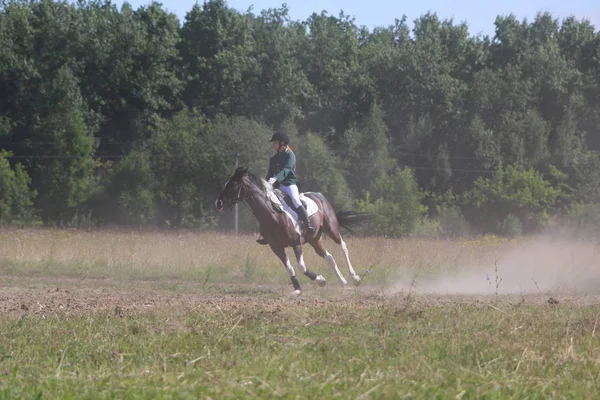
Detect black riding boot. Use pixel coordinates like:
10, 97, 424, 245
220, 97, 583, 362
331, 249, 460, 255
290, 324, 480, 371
295, 205, 315, 234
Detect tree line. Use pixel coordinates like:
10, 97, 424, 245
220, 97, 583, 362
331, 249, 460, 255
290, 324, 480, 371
1, 0, 600, 237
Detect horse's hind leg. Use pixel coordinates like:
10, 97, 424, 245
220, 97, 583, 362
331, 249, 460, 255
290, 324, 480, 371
310, 239, 347, 286
270, 245, 302, 295
293, 245, 326, 287
338, 235, 361, 286
322, 219, 361, 286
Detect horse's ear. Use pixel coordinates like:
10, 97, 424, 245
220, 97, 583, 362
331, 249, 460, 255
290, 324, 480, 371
233, 166, 248, 179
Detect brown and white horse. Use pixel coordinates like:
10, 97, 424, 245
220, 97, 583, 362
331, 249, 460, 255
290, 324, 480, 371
215, 167, 369, 295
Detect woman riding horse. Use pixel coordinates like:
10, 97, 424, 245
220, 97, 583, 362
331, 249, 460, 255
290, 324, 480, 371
257, 131, 314, 245
215, 166, 365, 294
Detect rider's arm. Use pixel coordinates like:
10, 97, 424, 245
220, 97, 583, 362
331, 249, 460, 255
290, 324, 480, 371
266, 157, 276, 180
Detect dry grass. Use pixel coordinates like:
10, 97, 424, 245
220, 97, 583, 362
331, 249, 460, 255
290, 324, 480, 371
1, 227, 599, 295
0, 227, 504, 296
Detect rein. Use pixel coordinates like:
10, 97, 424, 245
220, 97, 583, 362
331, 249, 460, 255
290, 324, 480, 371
225, 178, 278, 216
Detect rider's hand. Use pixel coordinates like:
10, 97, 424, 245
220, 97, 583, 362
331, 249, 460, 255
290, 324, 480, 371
268, 177, 277, 185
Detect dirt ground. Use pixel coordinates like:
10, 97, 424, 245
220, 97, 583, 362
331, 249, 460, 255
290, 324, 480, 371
3, 274, 600, 319
0, 275, 378, 318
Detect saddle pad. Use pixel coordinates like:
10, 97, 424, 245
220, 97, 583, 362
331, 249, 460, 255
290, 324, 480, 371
268, 192, 318, 217
267, 191, 318, 233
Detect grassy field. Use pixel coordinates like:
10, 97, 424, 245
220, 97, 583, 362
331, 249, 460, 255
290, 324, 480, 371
1, 228, 600, 398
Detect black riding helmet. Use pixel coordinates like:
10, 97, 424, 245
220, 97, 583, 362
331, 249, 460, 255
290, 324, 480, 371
269, 131, 290, 145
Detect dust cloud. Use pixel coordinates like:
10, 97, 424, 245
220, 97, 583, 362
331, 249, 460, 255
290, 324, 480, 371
388, 236, 600, 296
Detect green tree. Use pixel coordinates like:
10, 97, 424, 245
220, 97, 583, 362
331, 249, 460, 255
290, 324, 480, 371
341, 102, 395, 196
356, 168, 426, 236
32, 66, 98, 225
179, 0, 255, 117
248, 6, 312, 127
0, 151, 37, 223
299, 11, 366, 137
462, 164, 564, 234
74, 1, 183, 156
106, 149, 157, 227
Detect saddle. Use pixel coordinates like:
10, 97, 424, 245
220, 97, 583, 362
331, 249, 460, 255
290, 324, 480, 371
258, 188, 315, 245
270, 188, 307, 213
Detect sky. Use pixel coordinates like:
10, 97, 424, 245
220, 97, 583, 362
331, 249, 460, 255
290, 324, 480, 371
115, 0, 600, 37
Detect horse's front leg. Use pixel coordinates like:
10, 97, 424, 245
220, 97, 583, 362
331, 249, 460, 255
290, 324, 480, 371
270, 245, 302, 295
292, 245, 326, 287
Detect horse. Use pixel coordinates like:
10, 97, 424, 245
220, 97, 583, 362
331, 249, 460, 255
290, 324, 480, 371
215, 167, 370, 295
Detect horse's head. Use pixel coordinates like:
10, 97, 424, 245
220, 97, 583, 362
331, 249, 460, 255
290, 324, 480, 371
215, 167, 250, 212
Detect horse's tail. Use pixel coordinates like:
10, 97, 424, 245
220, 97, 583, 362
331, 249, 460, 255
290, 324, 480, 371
335, 210, 373, 234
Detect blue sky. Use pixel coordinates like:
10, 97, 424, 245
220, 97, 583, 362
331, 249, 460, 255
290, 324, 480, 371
117, 0, 599, 36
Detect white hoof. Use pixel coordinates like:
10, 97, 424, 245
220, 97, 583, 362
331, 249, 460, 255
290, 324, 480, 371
352, 275, 361, 286
316, 275, 326, 287
291, 289, 301, 296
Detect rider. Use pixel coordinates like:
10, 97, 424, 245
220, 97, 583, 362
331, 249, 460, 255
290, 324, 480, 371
257, 131, 315, 245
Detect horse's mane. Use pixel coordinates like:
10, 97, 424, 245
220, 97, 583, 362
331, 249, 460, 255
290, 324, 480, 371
246, 172, 272, 195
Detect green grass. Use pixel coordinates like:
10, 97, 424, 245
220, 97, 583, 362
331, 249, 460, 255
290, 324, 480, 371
2, 298, 600, 399
2, 228, 600, 398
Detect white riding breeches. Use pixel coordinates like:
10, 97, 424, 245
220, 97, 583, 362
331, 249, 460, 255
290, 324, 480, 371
279, 184, 302, 208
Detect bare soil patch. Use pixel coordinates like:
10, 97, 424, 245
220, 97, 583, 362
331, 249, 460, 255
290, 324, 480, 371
3, 275, 600, 320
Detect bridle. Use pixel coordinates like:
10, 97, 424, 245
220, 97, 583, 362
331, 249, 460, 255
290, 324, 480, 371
221, 179, 249, 210
220, 176, 277, 215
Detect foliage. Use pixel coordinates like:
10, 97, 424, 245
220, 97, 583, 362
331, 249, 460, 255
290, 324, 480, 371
564, 202, 600, 238
107, 148, 158, 227
1, 1, 600, 234
341, 102, 395, 196
356, 168, 427, 236
99, 112, 274, 229
462, 164, 565, 234
0, 151, 36, 223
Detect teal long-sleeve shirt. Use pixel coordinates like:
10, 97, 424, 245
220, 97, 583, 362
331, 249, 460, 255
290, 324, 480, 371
266, 147, 298, 186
